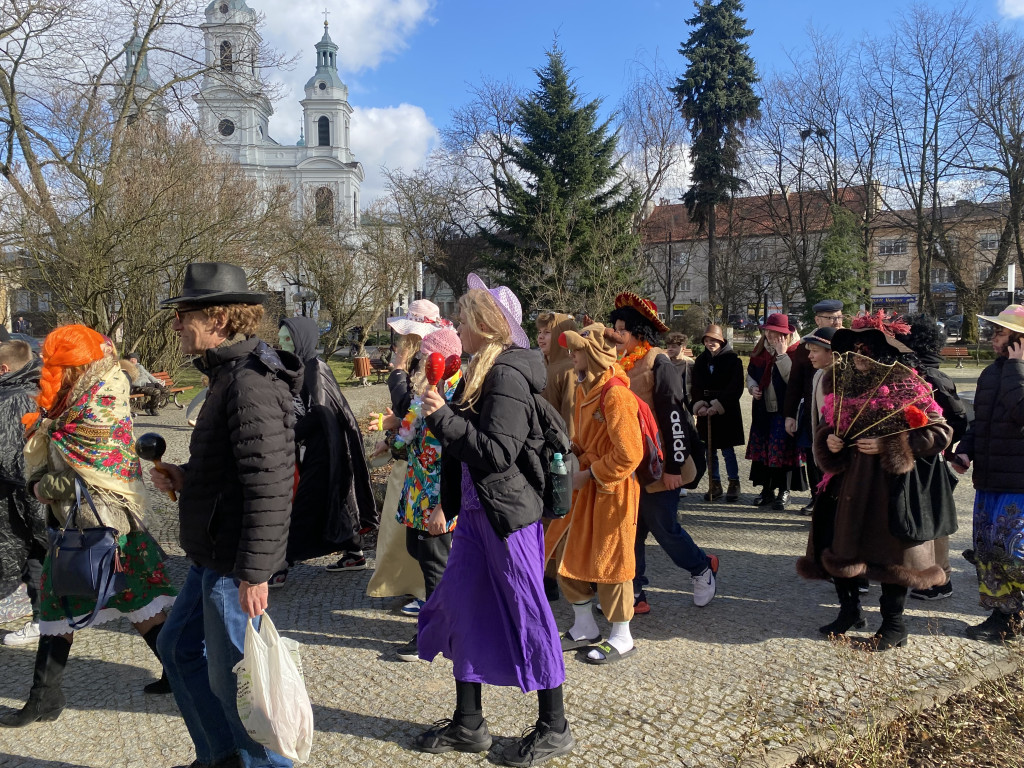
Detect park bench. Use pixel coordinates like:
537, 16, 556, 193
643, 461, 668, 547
940, 346, 971, 369
370, 350, 391, 384
130, 371, 194, 410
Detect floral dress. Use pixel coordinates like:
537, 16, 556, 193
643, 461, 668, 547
28, 371, 177, 634
396, 371, 461, 533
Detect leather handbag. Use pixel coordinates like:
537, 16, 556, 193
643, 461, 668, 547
47, 479, 127, 630
888, 453, 959, 543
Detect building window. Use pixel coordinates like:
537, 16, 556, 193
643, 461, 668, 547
877, 239, 907, 256
317, 116, 330, 146
978, 265, 995, 282
877, 270, 907, 286
38, 292, 50, 312
680, 278, 692, 293
13, 289, 29, 312
745, 244, 770, 261
931, 268, 950, 283
315, 187, 334, 226
218, 118, 235, 137
978, 232, 999, 251
219, 41, 233, 72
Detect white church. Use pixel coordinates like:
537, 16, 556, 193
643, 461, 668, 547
196, 0, 363, 228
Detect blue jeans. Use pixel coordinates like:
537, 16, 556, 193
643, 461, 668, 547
157, 565, 292, 768
633, 487, 711, 592
709, 446, 739, 481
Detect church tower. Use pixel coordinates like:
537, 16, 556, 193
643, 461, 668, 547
194, 0, 273, 160
113, 32, 167, 124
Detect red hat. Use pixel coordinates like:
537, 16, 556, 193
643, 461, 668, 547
760, 313, 795, 335
613, 292, 670, 333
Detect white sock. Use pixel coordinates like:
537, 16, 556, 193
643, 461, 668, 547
567, 601, 599, 641
588, 621, 633, 660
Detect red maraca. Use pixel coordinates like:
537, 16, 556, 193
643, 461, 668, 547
425, 352, 445, 386
443, 354, 461, 379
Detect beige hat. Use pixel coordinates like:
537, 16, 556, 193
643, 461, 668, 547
978, 304, 1024, 335
559, 322, 617, 376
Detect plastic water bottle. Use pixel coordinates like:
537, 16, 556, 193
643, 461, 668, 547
551, 452, 572, 517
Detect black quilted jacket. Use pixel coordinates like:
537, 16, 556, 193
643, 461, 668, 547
178, 337, 302, 583
957, 356, 1024, 493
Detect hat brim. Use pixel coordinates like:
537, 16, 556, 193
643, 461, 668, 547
760, 324, 794, 334
978, 314, 1024, 334
160, 290, 265, 307
387, 317, 439, 338
800, 334, 831, 349
832, 327, 911, 355
467, 273, 531, 349
614, 292, 670, 333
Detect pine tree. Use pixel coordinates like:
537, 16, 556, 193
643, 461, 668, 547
488, 46, 640, 315
806, 206, 871, 323
672, 0, 760, 317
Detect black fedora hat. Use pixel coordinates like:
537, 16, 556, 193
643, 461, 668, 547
161, 262, 265, 307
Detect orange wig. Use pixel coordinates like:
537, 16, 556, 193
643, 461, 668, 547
23, 324, 107, 429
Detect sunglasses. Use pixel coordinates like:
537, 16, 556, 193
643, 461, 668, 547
173, 307, 206, 321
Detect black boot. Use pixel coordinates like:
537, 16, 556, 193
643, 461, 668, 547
141, 622, 171, 694
965, 610, 1020, 643
854, 583, 908, 651
752, 487, 776, 506
0, 634, 72, 727
818, 578, 866, 637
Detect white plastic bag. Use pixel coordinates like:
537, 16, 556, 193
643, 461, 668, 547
233, 612, 314, 763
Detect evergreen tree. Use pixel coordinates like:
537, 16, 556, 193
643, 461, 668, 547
488, 46, 640, 316
806, 205, 871, 324
672, 0, 760, 317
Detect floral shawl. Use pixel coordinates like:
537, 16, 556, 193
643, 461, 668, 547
25, 359, 146, 521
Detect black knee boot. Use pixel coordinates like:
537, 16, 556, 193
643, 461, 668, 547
141, 623, 172, 694
818, 577, 866, 636
0, 634, 72, 727
856, 583, 908, 651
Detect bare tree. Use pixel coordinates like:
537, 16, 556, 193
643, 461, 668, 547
862, 3, 978, 317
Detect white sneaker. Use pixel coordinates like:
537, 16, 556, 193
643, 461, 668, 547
3, 621, 40, 647
692, 554, 719, 607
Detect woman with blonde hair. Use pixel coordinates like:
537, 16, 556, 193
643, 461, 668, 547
1, 325, 177, 728
416, 275, 573, 766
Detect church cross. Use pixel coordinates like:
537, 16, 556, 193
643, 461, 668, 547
322, 7, 330, 27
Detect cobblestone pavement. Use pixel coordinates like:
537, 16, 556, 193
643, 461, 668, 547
1, 371, 1015, 768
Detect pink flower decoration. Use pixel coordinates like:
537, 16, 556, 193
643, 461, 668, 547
878, 385, 890, 396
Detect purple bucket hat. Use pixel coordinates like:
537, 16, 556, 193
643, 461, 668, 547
467, 273, 530, 349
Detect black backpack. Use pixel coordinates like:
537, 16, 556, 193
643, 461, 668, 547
530, 394, 574, 516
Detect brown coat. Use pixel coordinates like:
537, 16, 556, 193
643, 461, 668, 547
540, 313, 578, 440
545, 364, 643, 583
796, 418, 952, 589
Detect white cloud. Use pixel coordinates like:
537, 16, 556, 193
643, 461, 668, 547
351, 104, 439, 201
248, 2, 436, 201
259, 0, 434, 73
999, 0, 1024, 19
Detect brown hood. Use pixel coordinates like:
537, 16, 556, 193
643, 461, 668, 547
544, 313, 578, 363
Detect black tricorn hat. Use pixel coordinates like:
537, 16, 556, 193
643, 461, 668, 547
160, 262, 265, 307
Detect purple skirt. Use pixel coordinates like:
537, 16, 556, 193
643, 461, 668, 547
417, 465, 565, 692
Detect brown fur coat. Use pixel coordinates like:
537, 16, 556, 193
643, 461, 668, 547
796, 413, 952, 590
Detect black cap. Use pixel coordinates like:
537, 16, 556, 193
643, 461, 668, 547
800, 326, 837, 348
812, 299, 844, 314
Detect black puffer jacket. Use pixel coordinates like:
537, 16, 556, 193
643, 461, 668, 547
179, 337, 302, 583
957, 356, 1024, 493
428, 347, 547, 539
0, 357, 47, 595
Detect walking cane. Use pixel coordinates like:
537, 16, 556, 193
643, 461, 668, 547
706, 411, 714, 503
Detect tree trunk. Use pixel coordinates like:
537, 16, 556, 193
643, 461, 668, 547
707, 204, 718, 321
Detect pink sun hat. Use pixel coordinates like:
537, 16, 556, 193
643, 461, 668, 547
387, 299, 443, 338
979, 304, 1024, 334
466, 273, 531, 349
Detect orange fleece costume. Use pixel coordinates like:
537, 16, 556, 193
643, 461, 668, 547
545, 324, 644, 585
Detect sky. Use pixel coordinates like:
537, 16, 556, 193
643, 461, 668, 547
251, 0, 1024, 201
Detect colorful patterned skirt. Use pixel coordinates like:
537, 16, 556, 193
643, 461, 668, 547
746, 412, 806, 490
973, 490, 1024, 613
38, 530, 177, 634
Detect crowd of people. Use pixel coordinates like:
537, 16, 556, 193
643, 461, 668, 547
0, 261, 1023, 767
